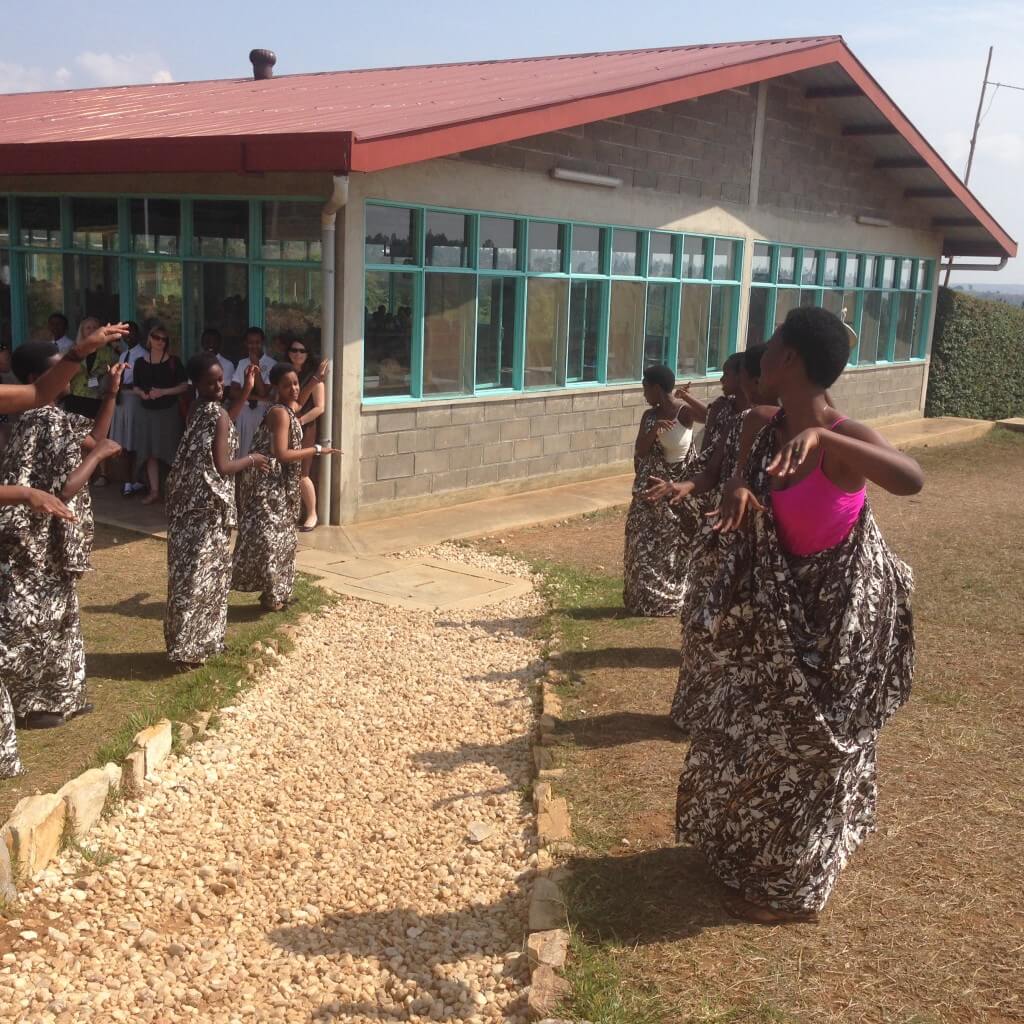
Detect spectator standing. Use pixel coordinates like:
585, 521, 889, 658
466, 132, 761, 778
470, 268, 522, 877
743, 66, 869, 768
48, 313, 74, 354
109, 321, 149, 496
230, 327, 276, 457
284, 339, 326, 531
200, 327, 236, 386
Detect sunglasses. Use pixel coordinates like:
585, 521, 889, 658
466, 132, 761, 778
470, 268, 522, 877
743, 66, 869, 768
150, 334, 169, 342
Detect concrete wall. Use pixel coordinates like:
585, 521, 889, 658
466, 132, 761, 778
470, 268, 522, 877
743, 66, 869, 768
828, 362, 928, 424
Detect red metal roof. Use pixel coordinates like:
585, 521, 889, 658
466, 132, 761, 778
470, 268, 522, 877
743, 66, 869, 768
0, 36, 1015, 258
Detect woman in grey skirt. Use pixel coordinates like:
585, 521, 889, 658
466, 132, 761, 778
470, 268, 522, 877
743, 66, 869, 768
131, 324, 189, 505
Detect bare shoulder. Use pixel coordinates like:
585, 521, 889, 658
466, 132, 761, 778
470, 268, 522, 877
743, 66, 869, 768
744, 404, 779, 433
832, 415, 893, 448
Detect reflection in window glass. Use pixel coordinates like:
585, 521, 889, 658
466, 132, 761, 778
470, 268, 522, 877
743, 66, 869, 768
644, 283, 673, 367
478, 218, 518, 271
71, 198, 118, 251
777, 246, 797, 284
708, 286, 734, 371
681, 237, 708, 279
131, 199, 179, 255
364, 271, 414, 397
262, 201, 322, 261
525, 278, 568, 388
187, 262, 249, 361
859, 291, 882, 364
423, 273, 475, 394
611, 230, 639, 276
881, 257, 896, 289
0, 249, 11, 348
0, 200, 8, 246
567, 279, 603, 382
862, 256, 877, 288
19, 197, 61, 249
365, 206, 417, 265
844, 254, 861, 288
571, 226, 602, 274
66, 255, 120, 327
752, 243, 772, 283
713, 239, 739, 280
801, 251, 818, 285
893, 292, 921, 362
917, 262, 931, 291
799, 288, 819, 307
648, 233, 674, 278
899, 259, 913, 290
823, 251, 840, 286
678, 283, 711, 377
747, 287, 769, 346
823, 290, 857, 332
476, 276, 517, 389
774, 288, 800, 329
193, 200, 248, 259
607, 281, 645, 381
264, 267, 322, 361
528, 222, 563, 273
25, 254, 63, 339
425, 211, 469, 268
135, 260, 184, 343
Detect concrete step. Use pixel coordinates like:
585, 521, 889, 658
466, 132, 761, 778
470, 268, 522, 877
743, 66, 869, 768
880, 416, 995, 451
996, 417, 1024, 434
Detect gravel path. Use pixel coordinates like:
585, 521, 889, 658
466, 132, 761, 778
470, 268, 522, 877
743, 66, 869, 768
1, 546, 544, 1024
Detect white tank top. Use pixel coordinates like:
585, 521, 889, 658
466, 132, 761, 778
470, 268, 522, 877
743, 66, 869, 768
659, 420, 693, 464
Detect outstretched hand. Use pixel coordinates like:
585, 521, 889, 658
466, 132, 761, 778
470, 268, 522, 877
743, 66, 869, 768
643, 476, 675, 503
76, 323, 130, 356
768, 427, 820, 478
106, 362, 125, 395
707, 481, 765, 533
25, 488, 76, 522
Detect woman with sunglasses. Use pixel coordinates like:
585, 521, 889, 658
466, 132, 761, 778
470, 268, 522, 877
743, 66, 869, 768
284, 336, 326, 532
131, 324, 189, 506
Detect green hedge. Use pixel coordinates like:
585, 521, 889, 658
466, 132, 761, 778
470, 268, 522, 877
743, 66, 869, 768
926, 287, 1024, 420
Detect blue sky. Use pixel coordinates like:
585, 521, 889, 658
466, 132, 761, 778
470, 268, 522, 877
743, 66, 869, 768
2, 0, 1021, 283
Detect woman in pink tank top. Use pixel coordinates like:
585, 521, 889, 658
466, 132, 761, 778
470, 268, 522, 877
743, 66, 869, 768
676, 307, 924, 926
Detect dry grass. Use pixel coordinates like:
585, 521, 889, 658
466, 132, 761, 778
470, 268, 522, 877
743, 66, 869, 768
482, 432, 1024, 1024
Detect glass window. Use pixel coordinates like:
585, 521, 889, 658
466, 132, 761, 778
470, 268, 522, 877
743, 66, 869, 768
747, 287, 769, 346
844, 254, 861, 288
899, 259, 914, 290
862, 255, 877, 288
528, 221, 563, 273
644, 283, 674, 367
425, 211, 469, 268
713, 239, 739, 281
0, 199, 8, 246
422, 273, 475, 395
566, 279, 604, 382
611, 229, 639, 276
365, 205, 417, 265
476, 276, 517, 389
823, 290, 857, 330
131, 199, 180, 255
570, 225, 602, 275
678, 283, 711, 377
681, 236, 708, 279
187, 262, 249, 361
801, 251, 819, 285
19, 197, 61, 249
799, 288, 820, 307
24, 254, 63, 339
777, 246, 797, 285
752, 243, 772, 283
135, 260, 184, 344
364, 271, 414, 397
607, 280, 645, 381
478, 217, 518, 271
193, 200, 248, 259
880, 257, 896, 289
264, 267, 322, 361
0, 249, 10, 348
66, 254, 120, 327
71, 198, 118, 251
859, 291, 882, 364
774, 288, 801, 329
823, 252, 840, 287
261, 201, 322, 261
708, 286, 734, 371
917, 262, 931, 291
648, 233, 674, 278
524, 277, 568, 388
893, 292, 922, 362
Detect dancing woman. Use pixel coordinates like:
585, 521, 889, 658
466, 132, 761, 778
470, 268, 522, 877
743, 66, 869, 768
674, 307, 922, 923
622, 364, 694, 616
164, 356, 270, 669
231, 364, 340, 611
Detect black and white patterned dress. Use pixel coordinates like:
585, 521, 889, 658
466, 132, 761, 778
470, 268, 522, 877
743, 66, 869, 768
231, 404, 302, 609
622, 410, 693, 616
675, 414, 915, 913
0, 406, 95, 768
164, 402, 238, 664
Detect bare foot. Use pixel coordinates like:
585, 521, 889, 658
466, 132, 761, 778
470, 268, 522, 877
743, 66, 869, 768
141, 492, 160, 506
722, 892, 819, 925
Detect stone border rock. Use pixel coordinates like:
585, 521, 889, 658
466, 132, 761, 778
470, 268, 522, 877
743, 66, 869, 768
0, 632, 298, 902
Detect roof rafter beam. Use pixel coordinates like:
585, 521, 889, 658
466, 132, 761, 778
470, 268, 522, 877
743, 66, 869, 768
842, 123, 899, 136
805, 85, 862, 99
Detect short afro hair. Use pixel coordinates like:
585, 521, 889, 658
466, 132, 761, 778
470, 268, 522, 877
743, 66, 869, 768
742, 342, 767, 379
186, 351, 222, 385
11, 341, 59, 384
642, 363, 675, 392
776, 306, 851, 388
269, 361, 297, 386
722, 352, 743, 375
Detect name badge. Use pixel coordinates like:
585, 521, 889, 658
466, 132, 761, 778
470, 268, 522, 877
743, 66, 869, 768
87, 376, 99, 389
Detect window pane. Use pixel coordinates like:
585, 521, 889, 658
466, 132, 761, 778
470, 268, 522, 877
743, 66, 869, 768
476, 276, 517, 389
364, 271, 414, 398
566, 279, 603, 382
261, 201, 322, 261
71, 197, 118, 251
0, 200, 8, 246
186, 262, 249, 362
191, 200, 248, 259
135, 260, 184, 344
24, 253, 63, 339
571, 225, 602, 274
130, 199, 179, 255
917, 261, 931, 291
801, 251, 819, 285
264, 267, 322, 362
777, 246, 797, 284
799, 288, 820, 307
880, 257, 896, 289
648, 233, 674, 278
713, 239, 739, 281
746, 287, 769, 346
528, 221, 563, 273
478, 217, 518, 271
611, 229, 639, 276
876, 291, 895, 359
774, 288, 800, 329
823, 289, 856, 329
423, 272, 475, 395
899, 259, 913, 290
0, 249, 10, 348
365, 206, 417, 265
893, 292, 921, 362
862, 255, 877, 288
752, 243, 772, 283
859, 291, 882, 363
678, 283, 711, 377
425, 211, 469, 268
708, 286, 734, 371
525, 278, 568, 388
844, 254, 861, 288
681, 237, 708, 279
644, 283, 674, 367
19, 197, 61, 248
608, 280, 645, 381
823, 251, 840, 287
66, 254, 120, 327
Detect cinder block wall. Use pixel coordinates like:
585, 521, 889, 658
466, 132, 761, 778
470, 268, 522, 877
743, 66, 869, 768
829, 362, 927, 423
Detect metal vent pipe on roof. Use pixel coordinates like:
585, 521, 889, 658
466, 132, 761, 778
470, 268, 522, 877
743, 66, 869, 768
249, 49, 277, 80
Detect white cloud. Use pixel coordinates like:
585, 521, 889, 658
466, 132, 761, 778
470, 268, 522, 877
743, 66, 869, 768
73, 51, 174, 87
55, 67, 71, 84
0, 61, 51, 94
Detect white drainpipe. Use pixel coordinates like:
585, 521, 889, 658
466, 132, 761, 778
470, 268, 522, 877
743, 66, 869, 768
318, 175, 349, 525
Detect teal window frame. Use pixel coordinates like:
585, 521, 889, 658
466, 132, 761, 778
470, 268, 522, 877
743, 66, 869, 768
362, 198, 743, 402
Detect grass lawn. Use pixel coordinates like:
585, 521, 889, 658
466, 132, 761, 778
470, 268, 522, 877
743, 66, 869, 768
480, 431, 1024, 1024
0, 524, 333, 822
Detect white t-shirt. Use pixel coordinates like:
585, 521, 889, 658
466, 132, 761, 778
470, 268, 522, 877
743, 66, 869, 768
55, 335, 75, 355
215, 354, 235, 382
231, 354, 277, 402
119, 344, 149, 388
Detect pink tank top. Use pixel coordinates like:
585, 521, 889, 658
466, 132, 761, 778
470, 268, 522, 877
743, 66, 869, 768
771, 418, 866, 557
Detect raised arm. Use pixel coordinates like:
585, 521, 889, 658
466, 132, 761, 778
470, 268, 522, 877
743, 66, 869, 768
267, 406, 340, 464
227, 363, 259, 422
61, 439, 121, 500
674, 385, 708, 423
89, 363, 123, 446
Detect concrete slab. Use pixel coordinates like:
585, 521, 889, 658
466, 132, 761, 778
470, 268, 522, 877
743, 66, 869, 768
883, 416, 995, 450
996, 418, 1024, 434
